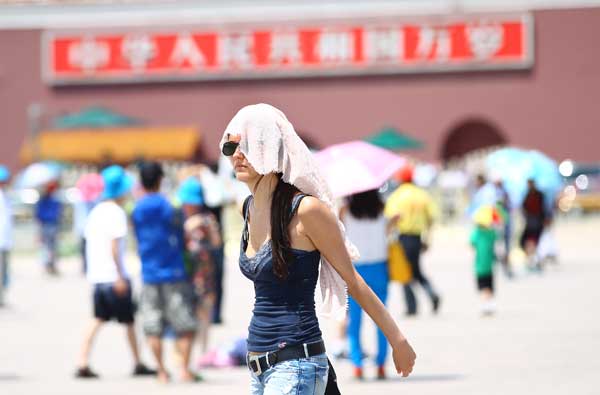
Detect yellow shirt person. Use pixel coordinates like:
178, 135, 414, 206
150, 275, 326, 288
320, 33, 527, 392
384, 182, 437, 236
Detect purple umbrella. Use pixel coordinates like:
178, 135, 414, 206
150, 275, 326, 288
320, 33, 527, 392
314, 141, 406, 198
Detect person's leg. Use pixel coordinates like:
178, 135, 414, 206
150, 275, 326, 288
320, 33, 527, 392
0, 250, 7, 306
347, 293, 363, 370
477, 275, 495, 315
1, 250, 8, 286
402, 284, 417, 315
523, 224, 543, 271
368, 263, 389, 372
111, 281, 154, 375
210, 247, 225, 324
481, 288, 493, 300
399, 235, 421, 314
197, 295, 215, 353
488, 273, 495, 297
46, 225, 59, 274
499, 253, 512, 278
41, 224, 59, 275
125, 324, 142, 365
175, 332, 196, 381
503, 220, 513, 276
78, 318, 103, 369
81, 237, 87, 275
262, 355, 329, 395
77, 285, 112, 374
331, 316, 349, 359
408, 235, 440, 311
140, 284, 169, 382
165, 282, 198, 381
533, 229, 544, 270
40, 224, 50, 270
52, 225, 60, 269
408, 237, 428, 287
519, 228, 528, 252
525, 239, 540, 271
147, 336, 169, 382
195, 303, 206, 354
249, 370, 265, 395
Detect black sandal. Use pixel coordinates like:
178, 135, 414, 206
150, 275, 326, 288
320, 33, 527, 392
75, 366, 99, 379
133, 363, 157, 376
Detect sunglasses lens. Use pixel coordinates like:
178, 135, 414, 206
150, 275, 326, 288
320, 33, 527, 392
222, 142, 239, 156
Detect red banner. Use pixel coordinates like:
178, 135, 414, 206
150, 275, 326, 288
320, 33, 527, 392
43, 14, 533, 85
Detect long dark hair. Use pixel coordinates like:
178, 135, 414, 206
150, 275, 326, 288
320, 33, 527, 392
271, 173, 301, 280
347, 189, 384, 219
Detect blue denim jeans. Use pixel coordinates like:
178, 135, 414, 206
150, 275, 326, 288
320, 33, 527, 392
40, 223, 58, 267
348, 262, 388, 368
249, 353, 329, 395
0, 250, 8, 305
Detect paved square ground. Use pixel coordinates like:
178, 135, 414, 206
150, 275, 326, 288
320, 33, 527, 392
0, 217, 598, 394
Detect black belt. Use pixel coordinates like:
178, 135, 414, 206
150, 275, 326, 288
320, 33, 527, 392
246, 340, 326, 375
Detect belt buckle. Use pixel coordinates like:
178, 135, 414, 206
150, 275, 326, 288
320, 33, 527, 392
303, 343, 309, 358
248, 354, 262, 375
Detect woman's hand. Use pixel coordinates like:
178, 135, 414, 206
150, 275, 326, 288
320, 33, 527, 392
392, 339, 416, 377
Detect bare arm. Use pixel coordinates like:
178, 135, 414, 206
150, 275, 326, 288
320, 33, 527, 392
383, 190, 401, 237
338, 205, 347, 223
207, 214, 222, 247
111, 238, 128, 295
111, 238, 124, 277
386, 214, 400, 237
298, 197, 416, 376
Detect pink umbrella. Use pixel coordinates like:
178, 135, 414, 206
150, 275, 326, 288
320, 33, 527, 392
314, 141, 406, 198
76, 173, 104, 202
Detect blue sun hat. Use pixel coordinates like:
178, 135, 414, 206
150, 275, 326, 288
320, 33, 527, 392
101, 165, 133, 199
177, 176, 204, 206
0, 165, 10, 183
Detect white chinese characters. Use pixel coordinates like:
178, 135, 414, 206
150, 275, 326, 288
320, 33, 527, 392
270, 33, 301, 65
170, 35, 206, 68
467, 23, 504, 60
68, 38, 110, 72
122, 34, 157, 71
317, 30, 355, 63
364, 28, 403, 62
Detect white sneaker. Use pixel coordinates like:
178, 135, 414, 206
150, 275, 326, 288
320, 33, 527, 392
481, 300, 496, 316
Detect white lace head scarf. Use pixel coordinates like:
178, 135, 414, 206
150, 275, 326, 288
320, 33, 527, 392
220, 103, 359, 321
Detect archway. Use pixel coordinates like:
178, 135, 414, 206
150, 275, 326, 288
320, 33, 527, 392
441, 119, 507, 162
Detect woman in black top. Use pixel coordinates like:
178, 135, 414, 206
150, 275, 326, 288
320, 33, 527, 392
221, 104, 416, 394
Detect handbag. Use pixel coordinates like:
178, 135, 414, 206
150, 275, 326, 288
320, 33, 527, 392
325, 358, 341, 395
388, 240, 412, 285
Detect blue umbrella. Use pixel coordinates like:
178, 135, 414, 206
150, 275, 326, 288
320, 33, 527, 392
467, 182, 498, 216
487, 148, 563, 211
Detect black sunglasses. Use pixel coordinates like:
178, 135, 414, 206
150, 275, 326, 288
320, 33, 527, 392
222, 141, 239, 156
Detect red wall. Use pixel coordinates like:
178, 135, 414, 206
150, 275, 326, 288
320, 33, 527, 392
1, 8, 599, 170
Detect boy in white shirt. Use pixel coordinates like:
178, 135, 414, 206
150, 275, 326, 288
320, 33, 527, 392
75, 165, 155, 379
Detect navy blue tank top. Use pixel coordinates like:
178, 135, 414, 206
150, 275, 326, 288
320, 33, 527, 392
239, 194, 323, 352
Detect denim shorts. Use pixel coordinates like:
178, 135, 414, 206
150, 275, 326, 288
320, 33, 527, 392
249, 353, 329, 395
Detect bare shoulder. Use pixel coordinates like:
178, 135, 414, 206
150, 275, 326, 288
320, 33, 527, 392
298, 196, 327, 213
338, 205, 348, 222
297, 196, 335, 224
237, 195, 252, 217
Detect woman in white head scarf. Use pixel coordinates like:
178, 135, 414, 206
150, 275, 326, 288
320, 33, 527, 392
221, 104, 415, 393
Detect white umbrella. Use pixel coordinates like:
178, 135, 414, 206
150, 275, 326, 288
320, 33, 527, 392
15, 163, 61, 189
